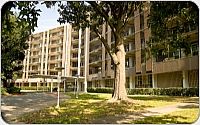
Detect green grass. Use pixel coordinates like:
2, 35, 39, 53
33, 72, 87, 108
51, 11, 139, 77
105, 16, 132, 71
133, 108, 199, 124
17, 93, 199, 124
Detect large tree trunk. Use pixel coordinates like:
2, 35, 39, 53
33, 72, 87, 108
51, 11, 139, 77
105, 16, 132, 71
111, 44, 128, 101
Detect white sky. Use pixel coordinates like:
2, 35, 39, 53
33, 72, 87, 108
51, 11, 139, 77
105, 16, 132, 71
33, 3, 63, 33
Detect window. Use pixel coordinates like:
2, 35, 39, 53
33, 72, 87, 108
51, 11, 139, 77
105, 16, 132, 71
126, 77, 130, 88
88, 82, 92, 88
136, 76, 142, 88
72, 70, 77, 76
72, 62, 78, 67
191, 43, 199, 56
148, 75, 153, 88
105, 79, 114, 88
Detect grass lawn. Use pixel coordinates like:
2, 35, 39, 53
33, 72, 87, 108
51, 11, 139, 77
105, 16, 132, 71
17, 93, 199, 124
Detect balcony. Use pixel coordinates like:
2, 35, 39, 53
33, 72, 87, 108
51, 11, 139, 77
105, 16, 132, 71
90, 37, 99, 44
71, 56, 78, 61
72, 39, 79, 45
89, 56, 102, 66
89, 47, 102, 55
48, 44, 60, 48
49, 51, 61, 56
153, 55, 199, 74
88, 73, 102, 81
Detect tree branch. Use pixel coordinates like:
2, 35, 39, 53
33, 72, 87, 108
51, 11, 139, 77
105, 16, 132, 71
88, 2, 118, 39
92, 27, 120, 65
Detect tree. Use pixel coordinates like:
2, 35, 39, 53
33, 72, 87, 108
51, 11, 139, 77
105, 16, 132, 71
147, 1, 198, 60
1, 1, 41, 87
55, 1, 142, 101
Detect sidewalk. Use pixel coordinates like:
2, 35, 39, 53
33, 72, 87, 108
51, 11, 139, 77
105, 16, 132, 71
90, 102, 199, 124
142, 102, 199, 117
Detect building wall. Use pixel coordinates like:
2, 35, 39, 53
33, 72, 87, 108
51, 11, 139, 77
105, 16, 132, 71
157, 72, 183, 88
17, 3, 199, 89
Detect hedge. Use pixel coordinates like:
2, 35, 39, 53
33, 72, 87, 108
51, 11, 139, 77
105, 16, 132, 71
87, 87, 199, 97
7, 87, 21, 94
87, 88, 113, 93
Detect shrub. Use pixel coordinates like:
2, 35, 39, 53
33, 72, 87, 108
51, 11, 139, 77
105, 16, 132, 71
7, 87, 21, 94
87, 88, 113, 93
1, 87, 8, 95
87, 87, 199, 97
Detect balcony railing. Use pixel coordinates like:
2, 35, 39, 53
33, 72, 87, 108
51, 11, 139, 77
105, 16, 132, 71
153, 55, 199, 73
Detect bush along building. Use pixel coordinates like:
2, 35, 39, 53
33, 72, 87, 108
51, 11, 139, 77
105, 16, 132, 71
15, 2, 199, 91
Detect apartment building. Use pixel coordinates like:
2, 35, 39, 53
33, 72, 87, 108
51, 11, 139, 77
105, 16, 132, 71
15, 4, 199, 90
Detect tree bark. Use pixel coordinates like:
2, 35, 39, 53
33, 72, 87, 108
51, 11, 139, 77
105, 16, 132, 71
111, 44, 128, 101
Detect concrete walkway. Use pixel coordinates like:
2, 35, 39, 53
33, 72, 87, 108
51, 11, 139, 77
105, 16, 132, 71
1, 92, 70, 124
91, 102, 199, 124
142, 102, 199, 117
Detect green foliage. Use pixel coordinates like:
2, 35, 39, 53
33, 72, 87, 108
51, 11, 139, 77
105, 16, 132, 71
87, 87, 199, 97
7, 87, 21, 94
148, 1, 198, 58
87, 88, 113, 93
1, 87, 8, 95
1, 1, 41, 86
128, 88, 199, 97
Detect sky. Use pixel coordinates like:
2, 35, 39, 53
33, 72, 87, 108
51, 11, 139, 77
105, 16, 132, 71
33, 3, 63, 33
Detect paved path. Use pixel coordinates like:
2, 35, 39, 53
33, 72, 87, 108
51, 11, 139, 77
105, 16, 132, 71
91, 102, 199, 124
142, 102, 199, 117
1, 92, 70, 124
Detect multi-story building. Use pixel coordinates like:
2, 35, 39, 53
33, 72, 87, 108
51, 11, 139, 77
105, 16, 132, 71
15, 4, 199, 90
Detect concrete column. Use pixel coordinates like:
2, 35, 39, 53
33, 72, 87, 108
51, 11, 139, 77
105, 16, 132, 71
132, 76, 135, 88
62, 25, 67, 76
183, 70, 189, 88
40, 32, 46, 75
64, 81, 66, 93
129, 76, 133, 89
152, 74, 157, 88
65, 24, 71, 76
51, 78, 53, 93
129, 76, 136, 89
84, 27, 89, 93
26, 41, 31, 81
29, 82, 31, 87
22, 54, 26, 82
78, 28, 82, 76
45, 30, 49, 75
100, 80, 105, 88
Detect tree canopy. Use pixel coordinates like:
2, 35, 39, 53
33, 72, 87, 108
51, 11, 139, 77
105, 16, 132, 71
148, 1, 198, 59
1, 1, 41, 87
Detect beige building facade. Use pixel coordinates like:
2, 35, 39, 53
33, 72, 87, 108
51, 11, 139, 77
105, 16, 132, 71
15, 5, 199, 90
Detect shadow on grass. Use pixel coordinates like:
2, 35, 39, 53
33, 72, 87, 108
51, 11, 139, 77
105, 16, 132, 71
17, 95, 151, 124
16, 93, 199, 124
133, 114, 195, 124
